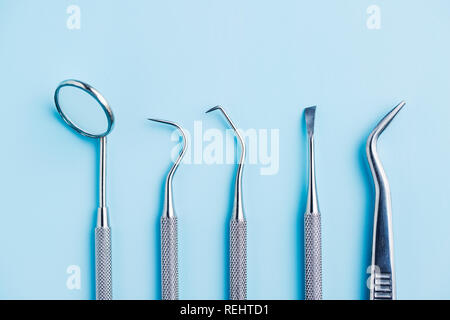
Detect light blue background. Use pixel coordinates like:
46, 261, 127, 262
0, 0, 449, 300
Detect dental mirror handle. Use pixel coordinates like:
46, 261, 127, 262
230, 219, 247, 300
95, 212, 112, 300
304, 212, 322, 300
161, 216, 179, 300
95, 136, 112, 300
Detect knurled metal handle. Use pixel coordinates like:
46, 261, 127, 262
229, 219, 247, 300
161, 217, 179, 300
95, 227, 112, 300
304, 212, 322, 300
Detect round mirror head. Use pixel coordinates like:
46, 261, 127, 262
54, 80, 114, 138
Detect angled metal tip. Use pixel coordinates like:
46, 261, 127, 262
206, 106, 246, 221
148, 117, 188, 219
147, 118, 187, 163
367, 101, 405, 142
206, 107, 242, 157
205, 106, 245, 164
366, 100, 405, 188
205, 105, 222, 114
304, 106, 316, 136
148, 118, 176, 126
366, 101, 405, 175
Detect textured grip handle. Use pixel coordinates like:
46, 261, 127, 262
95, 227, 112, 300
304, 212, 322, 300
229, 220, 247, 300
371, 272, 394, 300
161, 217, 179, 300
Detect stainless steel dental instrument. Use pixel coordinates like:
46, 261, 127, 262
304, 106, 322, 300
366, 101, 405, 300
206, 106, 247, 300
54, 79, 114, 300
148, 119, 187, 300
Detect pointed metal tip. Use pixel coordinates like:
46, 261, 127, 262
147, 117, 187, 157
367, 101, 406, 154
382, 101, 406, 126
385, 101, 405, 119
205, 105, 222, 114
147, 118, 182, 129
304, 106, 316, 136
397, 101, 406, 110
147, 118, 166, 124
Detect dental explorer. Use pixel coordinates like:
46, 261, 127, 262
366, 101, 405, 300
304, 106, 322, 300
54, 80, 114, 300
206, 106, 247, 300
148, 119, 187, 300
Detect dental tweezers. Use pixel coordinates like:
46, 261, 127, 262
366, 101, 405, 300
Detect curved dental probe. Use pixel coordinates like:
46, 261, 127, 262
206, 106, 247, 300
148, 118, 187, 300
366, 101, 405, 300
149, 118, 187, 217
206, 106, 246, 219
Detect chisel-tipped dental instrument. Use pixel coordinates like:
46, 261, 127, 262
304, 106, 322, 300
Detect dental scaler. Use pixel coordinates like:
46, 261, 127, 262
148, 118, 187, 300
206, 106, 247, 300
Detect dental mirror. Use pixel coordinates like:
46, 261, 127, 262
54, 79, 114, 300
